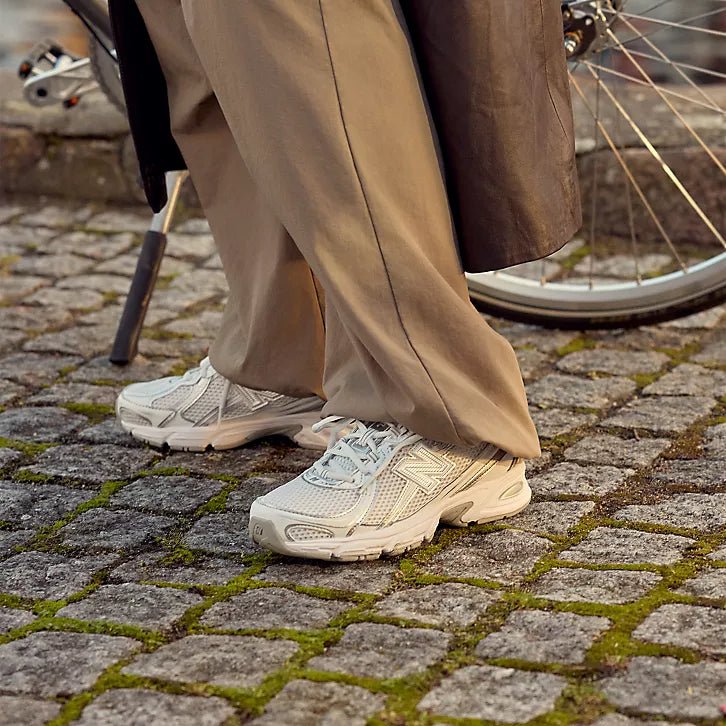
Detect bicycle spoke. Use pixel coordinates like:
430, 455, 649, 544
604, 8, 726, 39
622, 48, 726, 86
571, 69, 688, 269
606, 4, 726, 51
598, 22, 726, 251
582, 61, 725, 115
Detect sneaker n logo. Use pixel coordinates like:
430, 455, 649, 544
392, 444, 455, 494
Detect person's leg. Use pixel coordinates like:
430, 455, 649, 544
134, 0, 326, 399
116, 0, 329, 451
178, 0, 539, 458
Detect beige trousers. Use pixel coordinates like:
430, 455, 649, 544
135, 0, 541, 458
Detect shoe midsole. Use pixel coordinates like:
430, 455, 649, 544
119, 409, 324, 448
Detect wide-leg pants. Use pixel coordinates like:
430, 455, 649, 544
134, 0, 541, 458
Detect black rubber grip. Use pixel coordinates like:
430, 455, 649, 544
110, 230, 167, 365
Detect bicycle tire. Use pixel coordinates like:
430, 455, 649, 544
468, 253, 726, 328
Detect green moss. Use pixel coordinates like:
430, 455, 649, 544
629, 371, 665, 388
13, 469, 52, 484
141, 328, 191, 340
0, 254, 20, 273
61, 402, 115, 421
559, 244, 591, 271
0, 437, 56, 456
555, 337, 597, 357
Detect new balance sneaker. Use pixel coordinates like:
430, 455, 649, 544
116, 357, 327, 451
249, 417, 531, 560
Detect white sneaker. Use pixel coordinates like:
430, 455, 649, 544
116, 358, 327, 451
249, 417, 531, 561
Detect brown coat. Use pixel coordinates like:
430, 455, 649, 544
109, 0, 581, 272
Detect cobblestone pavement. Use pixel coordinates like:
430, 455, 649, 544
0, 199, 725, 726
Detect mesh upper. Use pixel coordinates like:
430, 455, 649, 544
262, 478, 361, 518
151, 384, 196, 411
182, 376, 227, 423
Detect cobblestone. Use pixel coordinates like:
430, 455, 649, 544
652, 458, 725, 489
200, 587, 350, 630
250, 680, 386, 726
691, 339, 726, 365
57, 582, 204, 630
475, 610, 611, 663
23, 325, 115, 357
23, 287, 105, 311
71, 689, 235, 726
709, 546, 726, 561
601, 657, 726, 720
375, 583, 500, 627
308, 622, 451, 678
423, 529, 553, 583
559, 527, 695, 565
529, 567, 662, 603
0, 631, 138, 696
703, 422, 726, 459
529, 462, 633, 497
0, 697, 61, 726
418, 665, 568, 722
122, 634, 298, 688
642, 363, 726, 397
25, 382, 118, 407
0, 406, 87, 442
557, 349, 670, 375
528, 408, 597, 439
564, 434, 671, 468
614, 493, 726, 531
77, 419, 141, 446
0, 448, 23, 469
49, 230, 134, 260
526, 374, 637, 409
182, 511, 256, 554
674, 568, 726, 599
109, 475, 225, 515
506, 500, 595, 536
0, 352, 82, 387
156, 447, 275, 479
0, 529, 34, 555
0, 480, 94, 527
23, 444, 157, 484
0, 607, 36, 634
60, 508, 176, 550
632, 603, 726, 655
0, 551, 117, 600
601, 395, 715, 433
0, 305, 72, 331
108, 550, 246, 586
256, 559, 400, 594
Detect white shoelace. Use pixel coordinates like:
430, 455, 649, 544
173, 357, 214, 386
309, 416, 421, 489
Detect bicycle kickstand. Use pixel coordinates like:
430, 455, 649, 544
109, 170, 188, 365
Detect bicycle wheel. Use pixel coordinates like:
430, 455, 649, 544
467, 0, 726, 328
